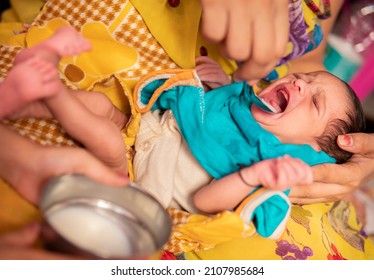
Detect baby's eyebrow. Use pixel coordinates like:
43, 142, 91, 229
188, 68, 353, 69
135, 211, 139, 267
308, 71, 322, 77
306, 72, 320, 81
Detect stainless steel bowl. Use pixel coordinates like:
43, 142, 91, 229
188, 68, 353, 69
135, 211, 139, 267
39, 174, 172, 259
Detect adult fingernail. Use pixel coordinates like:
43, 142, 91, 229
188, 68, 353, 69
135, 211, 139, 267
338, 135, 353, 146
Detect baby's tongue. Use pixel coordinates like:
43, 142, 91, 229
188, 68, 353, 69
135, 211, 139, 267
264, 90, 288, 113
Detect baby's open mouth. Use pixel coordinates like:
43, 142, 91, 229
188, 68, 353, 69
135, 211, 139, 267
260, 87, 289, 113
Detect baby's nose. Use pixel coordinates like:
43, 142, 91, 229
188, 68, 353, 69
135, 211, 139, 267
293, 79, 306, 96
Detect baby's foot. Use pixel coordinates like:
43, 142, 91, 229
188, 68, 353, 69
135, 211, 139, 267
39, 26, 92, 57
0, 58, 59, 118
14, 26, 91, 65
0, 57, 64, 119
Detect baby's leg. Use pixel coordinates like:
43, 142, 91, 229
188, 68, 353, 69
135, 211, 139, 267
44, 89, 128, 174
71, 90, 128, 130
14, 26, 91, 67
0, 57, 63, 119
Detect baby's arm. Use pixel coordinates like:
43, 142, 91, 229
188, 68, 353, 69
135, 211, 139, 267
193, 155, 313, 213
195, 56, 231, 90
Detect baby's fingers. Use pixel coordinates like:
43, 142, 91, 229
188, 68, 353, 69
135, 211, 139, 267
274, 157, 295, 189
283, 156, 313, 185
275, 156, 312, 189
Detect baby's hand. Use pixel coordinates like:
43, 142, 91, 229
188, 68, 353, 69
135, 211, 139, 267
195, 56, 231, 90
249, 155, 313, 191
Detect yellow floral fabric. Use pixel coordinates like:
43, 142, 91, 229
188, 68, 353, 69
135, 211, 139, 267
182, 201, 374, 260
0, 0, 373, 259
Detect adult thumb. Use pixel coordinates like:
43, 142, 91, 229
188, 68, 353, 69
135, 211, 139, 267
337, 133, 374, 154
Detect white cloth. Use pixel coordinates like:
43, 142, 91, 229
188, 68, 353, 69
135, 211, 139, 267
133, 110, 212, 213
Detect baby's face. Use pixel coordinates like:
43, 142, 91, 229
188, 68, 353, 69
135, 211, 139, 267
251, 71, 350, 150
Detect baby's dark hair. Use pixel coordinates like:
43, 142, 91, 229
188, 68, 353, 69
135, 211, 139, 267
315, 77, 366, 163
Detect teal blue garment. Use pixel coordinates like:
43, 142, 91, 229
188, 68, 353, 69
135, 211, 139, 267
139, 77, 336, 238
253, 193, 290, 239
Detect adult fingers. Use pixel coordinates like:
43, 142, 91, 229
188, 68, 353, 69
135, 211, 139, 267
199, 0, 228, 42
233, 0, 289, 81
313, 152, 374, 188
289, 181, 351, 203
272, 0, 290, 60
220, 1, 251, 61
56, 148, 130, 186
312, 162, 354, 185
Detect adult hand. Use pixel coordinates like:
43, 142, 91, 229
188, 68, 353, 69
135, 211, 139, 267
289, 133, 374, 204
16, 146, 129, 205
199, 0, 289, 82
0, 124, 129, 205
0, 223, 80, 260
